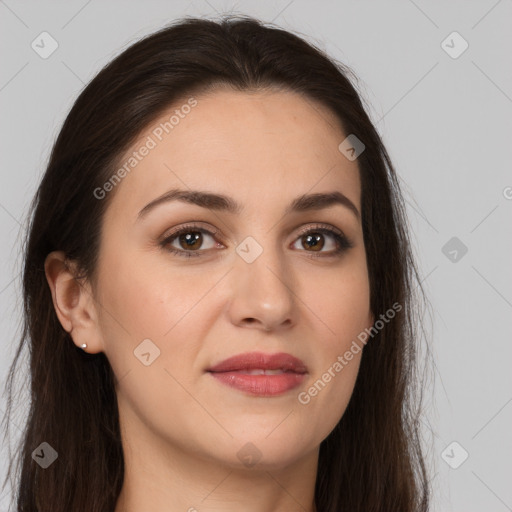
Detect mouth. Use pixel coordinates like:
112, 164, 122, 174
207, 351, 307, 396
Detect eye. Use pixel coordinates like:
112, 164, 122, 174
160, 223, 222, 258
291, 224, 353, 257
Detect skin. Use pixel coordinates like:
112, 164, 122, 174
45, 87, 374, 512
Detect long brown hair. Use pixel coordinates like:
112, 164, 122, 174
2, 15, 433, 511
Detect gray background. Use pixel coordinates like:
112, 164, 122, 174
1, 1, 511, 511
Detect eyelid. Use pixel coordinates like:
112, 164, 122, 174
160, 221, 221, 241
294, 222, 345, 239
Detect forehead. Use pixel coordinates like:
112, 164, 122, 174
104, 88, 361, 223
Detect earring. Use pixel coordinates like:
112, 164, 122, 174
80, 343, 87, 350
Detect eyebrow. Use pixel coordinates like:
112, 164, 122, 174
137, 188, 360, 221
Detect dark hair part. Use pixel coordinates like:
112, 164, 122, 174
2, 14, 433, 511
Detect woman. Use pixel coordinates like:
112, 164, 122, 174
2, 15, 433, 512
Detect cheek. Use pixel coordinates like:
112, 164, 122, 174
300, 250, 371, 345
98, 245, 199, 335
95, 250, 220, 442
96, 246, 224, 377
293, 254, 370, 440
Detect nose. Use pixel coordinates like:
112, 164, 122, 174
226, 242, 296, 332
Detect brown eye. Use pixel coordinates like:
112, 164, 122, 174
160, 225, 220, 258
301, 232, 325, 252
177, 231, 203, 251
292, 226, 353, 257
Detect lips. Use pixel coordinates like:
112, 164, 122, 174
207, 351, 307, 396
208, 351, 307, 373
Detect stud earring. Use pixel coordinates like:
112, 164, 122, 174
80, 343, 87, 350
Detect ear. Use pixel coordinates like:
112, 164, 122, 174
44, 251, 103, 353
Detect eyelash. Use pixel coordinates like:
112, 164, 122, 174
159, 222, 354, 259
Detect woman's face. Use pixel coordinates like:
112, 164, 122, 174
91, 87, 373, 469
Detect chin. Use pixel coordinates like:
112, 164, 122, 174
222, 433, 315, 472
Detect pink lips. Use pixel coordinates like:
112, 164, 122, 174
207, 351, 307, 397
